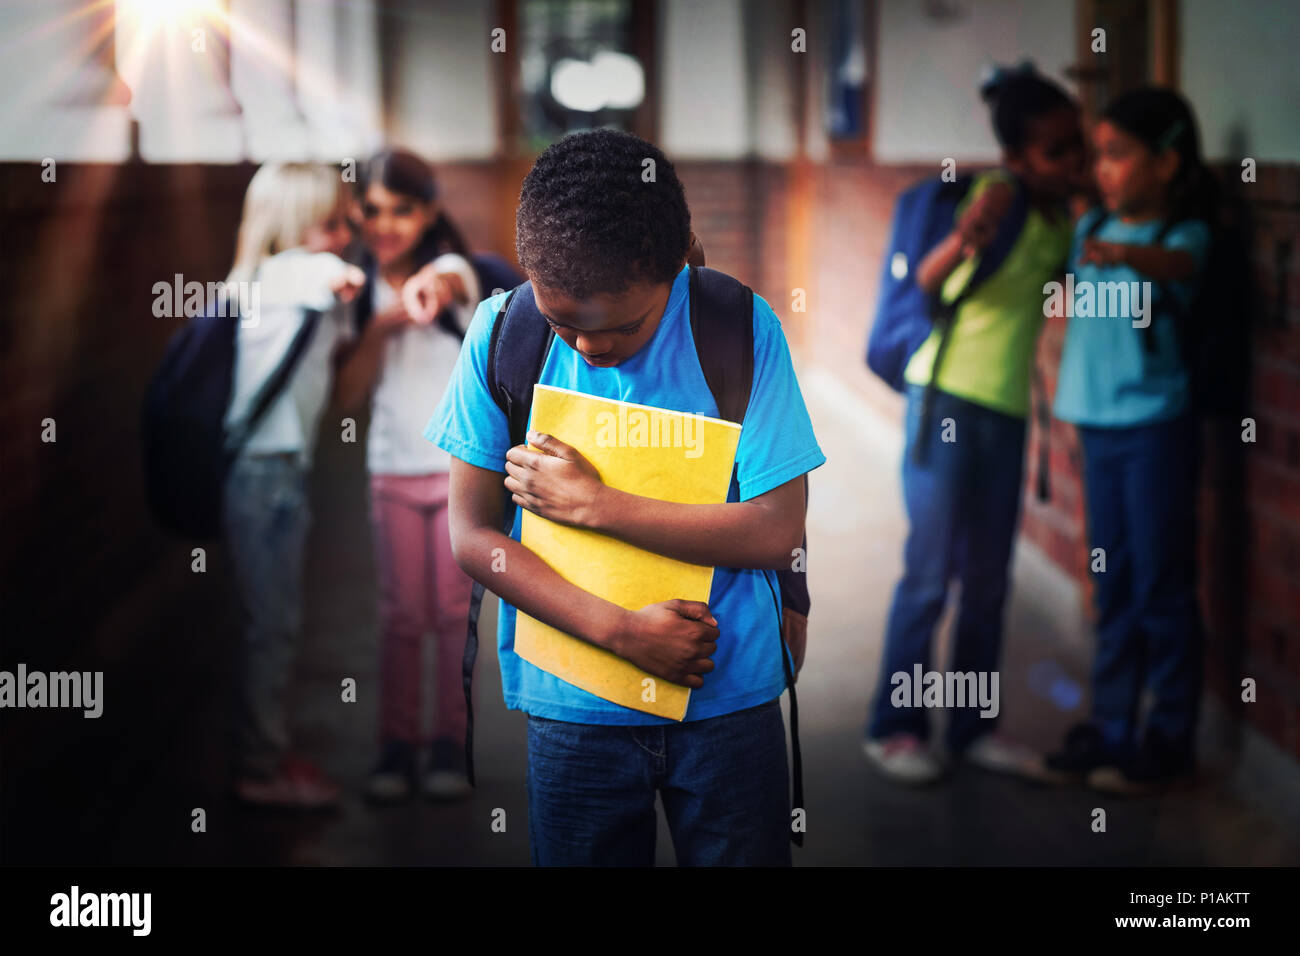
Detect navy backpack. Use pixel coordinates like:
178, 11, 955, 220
866, 173, 1029, 390
865, 173, 1060, 496
142, 300, 322, 539
463, 266, 810, 846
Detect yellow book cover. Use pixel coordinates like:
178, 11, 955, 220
515, 384, 742, 720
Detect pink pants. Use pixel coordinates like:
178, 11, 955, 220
369, 472, 472, 745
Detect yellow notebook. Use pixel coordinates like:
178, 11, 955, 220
515, 384, 742, 720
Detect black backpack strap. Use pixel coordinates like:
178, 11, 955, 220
689, 265, 806, 848
462, 284, 554, 787
223, 308, 324, 458
914, 177, 1030, 463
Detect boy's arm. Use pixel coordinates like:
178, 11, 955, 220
504, 433, 806, 570
448, 456, 721, 688
1079, 240, 1197, 281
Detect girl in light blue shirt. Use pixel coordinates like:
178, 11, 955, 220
1045, 88, 1218, 794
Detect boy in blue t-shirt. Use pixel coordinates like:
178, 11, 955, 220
423, 130, 824, 865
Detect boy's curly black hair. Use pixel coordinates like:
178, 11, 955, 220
516, 129, 691, 300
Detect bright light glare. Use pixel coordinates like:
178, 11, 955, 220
121, 0, 217, 23
592, 51, 644, 110
550, 51, 645, 113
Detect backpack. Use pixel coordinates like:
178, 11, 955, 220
866, 172, 1059, 498
142, 300, 323, 538
1081, 208, 1252, 418
866, 173, 1030, 392
464, 265, 809, 846
866, 174, 1037, 462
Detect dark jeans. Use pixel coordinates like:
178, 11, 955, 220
526, 699, 791, 866
868, 384, 1027, 751
1078, 413, 1203, 759
223, 453, 311, 779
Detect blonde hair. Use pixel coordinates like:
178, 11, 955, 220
227, 162, 346, 285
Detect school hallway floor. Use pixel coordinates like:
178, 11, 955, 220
6, 369, 1299, 867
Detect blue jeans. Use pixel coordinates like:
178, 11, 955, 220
868, 385, 1027, 751
222, 453, 311, 779
526, 700, 791, 866
1078, 414, 1202, 758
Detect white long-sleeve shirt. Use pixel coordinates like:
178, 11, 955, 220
224, 249, 354, 466
367, 253, 480, 475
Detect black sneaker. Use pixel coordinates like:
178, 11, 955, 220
1042, 723, 1112, 785
1087, 731, 1195, 795
364, 738, 417, 804
424, 737, 471, 802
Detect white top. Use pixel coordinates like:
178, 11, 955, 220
367, 253, 479, 475
224, 249, 354, 466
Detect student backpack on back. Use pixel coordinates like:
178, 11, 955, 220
141, 302, 322, 539
463, 266, 809, 846
866, 174, 1029, 391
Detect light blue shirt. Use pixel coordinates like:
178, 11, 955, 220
424, 266, 825, 724
1053, 211, 1211, 427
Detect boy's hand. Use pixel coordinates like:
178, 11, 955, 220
617, 600, 720, 689
956, 180, 1014, 258
504, 431, 605, 528
1079, 239, 1129, 267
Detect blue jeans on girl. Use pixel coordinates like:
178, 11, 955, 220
223, 452, 311, 780
1078, 413, 1202, 760
868, 384, 1027, 752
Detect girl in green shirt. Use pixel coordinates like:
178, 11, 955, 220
865, 64, 1087, 785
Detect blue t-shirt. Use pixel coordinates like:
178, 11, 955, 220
424, 265, 826, 724
1053, 211, 1211, 427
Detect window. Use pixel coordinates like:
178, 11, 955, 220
825, 0, 869, 141
517, 0, 649, 152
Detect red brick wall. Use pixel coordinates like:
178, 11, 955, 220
677, 160, 789, 307
804, 160, 932, 418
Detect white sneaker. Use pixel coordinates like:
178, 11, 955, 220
423, 769, 472, 801
962, 734, 1051, 782
424, 738, 472, 802
862, 734, 944, 785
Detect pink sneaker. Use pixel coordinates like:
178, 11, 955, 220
235, 756, 341, 810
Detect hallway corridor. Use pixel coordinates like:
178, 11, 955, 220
4, 366, 1295, 867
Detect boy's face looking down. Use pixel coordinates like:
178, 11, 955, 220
531, 276, 676, 367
